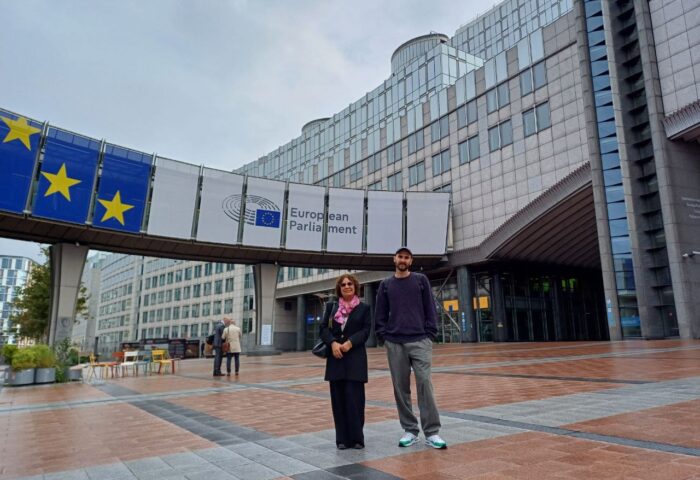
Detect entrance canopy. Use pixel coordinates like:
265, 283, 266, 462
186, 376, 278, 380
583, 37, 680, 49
0, 107, 450, 270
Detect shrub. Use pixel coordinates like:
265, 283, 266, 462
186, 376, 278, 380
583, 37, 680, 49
2, 344, 18, 365
11, 348, 36, 371
32, 345, 56, 368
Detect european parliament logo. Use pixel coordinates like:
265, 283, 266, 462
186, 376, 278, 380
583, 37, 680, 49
222, 194, 281, 228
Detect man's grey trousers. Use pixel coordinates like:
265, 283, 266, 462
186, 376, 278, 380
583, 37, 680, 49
385, 338, 441, 437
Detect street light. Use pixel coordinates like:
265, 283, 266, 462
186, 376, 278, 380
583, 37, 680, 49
681, 251, 700, 259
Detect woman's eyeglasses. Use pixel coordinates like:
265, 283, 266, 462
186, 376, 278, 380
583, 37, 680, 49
340, 282, 354, 287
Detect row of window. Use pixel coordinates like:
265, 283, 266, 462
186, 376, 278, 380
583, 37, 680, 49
144, 262, 235, 289
142, 299, 234, 323
368, 101, 551, 189
142, 279, 235, 306
139, 318, 253, 340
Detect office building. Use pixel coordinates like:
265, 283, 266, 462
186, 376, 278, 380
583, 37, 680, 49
234, 0, 700, 346
0, 256, 36, 345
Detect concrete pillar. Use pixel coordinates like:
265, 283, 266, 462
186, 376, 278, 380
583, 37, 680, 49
249, 263, 281, 356
492, 272, 507, 342
296, 294, 306, 351
48, 243, 88, 346
456, 266, 477, 342
364, 282, 377, 347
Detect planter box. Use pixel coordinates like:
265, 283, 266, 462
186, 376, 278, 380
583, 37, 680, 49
5, 368, 35, 386
66, 367, 82, 381
35, 367, 56, 384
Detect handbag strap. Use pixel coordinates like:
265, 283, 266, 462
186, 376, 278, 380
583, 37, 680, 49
327, 302, 337, 329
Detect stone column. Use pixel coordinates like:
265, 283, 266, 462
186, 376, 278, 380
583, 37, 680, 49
248, 263, 281, 356
296, 294, 306, 351
456, 266, 477, 342
492, 272, 507, 342
48, 243, 88, 346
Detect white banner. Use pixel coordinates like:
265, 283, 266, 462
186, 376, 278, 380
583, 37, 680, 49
241, 177, 285, 248
285, 183, 325, 251
366, 191, 403, 254
326, 188, 364, 253
147, 158, 199, 239
196, 168, 244, 244
406, 192, 450, 254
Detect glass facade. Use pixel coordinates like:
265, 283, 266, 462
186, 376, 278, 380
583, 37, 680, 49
0, 256, 34, 344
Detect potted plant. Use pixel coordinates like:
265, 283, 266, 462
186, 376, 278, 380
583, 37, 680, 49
7, 348, 36, 386
54, 338, 81, 382
33, 345, 56, 384
2, 344, 18, 366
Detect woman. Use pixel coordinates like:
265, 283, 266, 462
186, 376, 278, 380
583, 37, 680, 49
222, 318, 242, 376
319, 274, 372, 450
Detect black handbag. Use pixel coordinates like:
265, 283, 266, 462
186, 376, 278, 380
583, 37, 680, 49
312, 303, 336, 359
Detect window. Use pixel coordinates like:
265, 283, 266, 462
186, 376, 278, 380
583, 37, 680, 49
194, 265, 202, 278
332, 171, 344, 187
191, 304, 200, 318
520, 68, 533, 95
215, 263, 224, 274
204, 263, 212, 276
349, 161, 363, 182
213, 301, 222, 315
368, 180, 382, 190
183, 286, 191, 299
287, 267, 298, 280
488, 120, 513, 151
143, 295, 149, 307
165, 290, 172, 302
172, 307, 180, 320
432, 149, 451, 176
159, 274, 165, 286
523, 102, 551, 136
174, 288, 181, 301
224, 299, 233, 314
244, 273, 253, 289
214, 280, 223, 295
433, 183, 451, 192
458, 135, 480, 164
387, 142, 402, 164
202, 302, 211, 316
387, 171, 403, 191
167, 272, 173, 284
407, 130, 424, 154
182, 305, 190, 319
368, 153, 381, 173
225, 277, 234, 292
201, 322, 210, 336
533, 61, 547, 90
409, 161, 425, 186
193, 284, 201, 298
487, 82, 510, 113
457, 100, 477, 129
175, 270, 182, 282
430, 116, 449, 143
145, 278, 151, 290
184, 268, 192, 280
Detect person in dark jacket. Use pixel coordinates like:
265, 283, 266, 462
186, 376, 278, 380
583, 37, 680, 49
212, 319, 226, 376
319, 273, 372, 450
374, 247, 447, 449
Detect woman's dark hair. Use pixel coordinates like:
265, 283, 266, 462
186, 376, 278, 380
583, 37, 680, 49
335, 273, 361, 298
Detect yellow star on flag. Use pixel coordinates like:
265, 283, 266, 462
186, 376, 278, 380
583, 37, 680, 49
97, 190, 134, 226
41, 164, 81, 201
1, 116, 41, 150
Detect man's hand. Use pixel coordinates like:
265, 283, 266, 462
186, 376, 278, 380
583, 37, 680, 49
331, 342, 343, 359
340, 340, 352, 353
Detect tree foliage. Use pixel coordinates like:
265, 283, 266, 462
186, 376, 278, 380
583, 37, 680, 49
10, 248, 89, 342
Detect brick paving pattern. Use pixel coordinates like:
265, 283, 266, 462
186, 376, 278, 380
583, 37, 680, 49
0, 340, 699, 479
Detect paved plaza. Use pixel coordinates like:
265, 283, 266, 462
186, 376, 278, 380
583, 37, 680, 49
1, 340, 700, 479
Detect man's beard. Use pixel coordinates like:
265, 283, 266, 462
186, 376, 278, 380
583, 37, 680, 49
396, 263, 409, 271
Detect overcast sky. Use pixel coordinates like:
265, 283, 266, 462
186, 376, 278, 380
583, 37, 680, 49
0, 0, 497, 261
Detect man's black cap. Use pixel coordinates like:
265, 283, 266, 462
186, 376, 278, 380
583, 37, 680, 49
395, 246, 413, 256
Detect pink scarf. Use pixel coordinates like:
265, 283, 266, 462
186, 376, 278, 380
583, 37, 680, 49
334, 295, 360, 326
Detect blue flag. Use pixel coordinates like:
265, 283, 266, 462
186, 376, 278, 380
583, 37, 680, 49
0, 110, 43, 214
32, 127, 100, 224
92, 144, 152, 233
255, 209, 281, 228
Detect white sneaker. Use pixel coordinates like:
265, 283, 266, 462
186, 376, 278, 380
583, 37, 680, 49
425, 434, 447, 449
398, 432, 418, 447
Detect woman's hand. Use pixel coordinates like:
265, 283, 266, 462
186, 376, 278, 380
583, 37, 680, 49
340, 341, 352, 353
331, 341, 343, 359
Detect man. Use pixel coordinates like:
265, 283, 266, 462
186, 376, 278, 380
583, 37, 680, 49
222, 318, 242, 376
374, 246, 447, 449
212, 318, 226, 376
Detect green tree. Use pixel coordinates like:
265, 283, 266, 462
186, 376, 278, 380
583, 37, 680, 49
10, 249, 88, 342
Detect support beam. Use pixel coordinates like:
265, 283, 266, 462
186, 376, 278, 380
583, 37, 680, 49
456, 266, 477, 342
296, 294, 306, 351
364, 282, 377, 347
48, 243, 88, 346
248, 263, 281, 356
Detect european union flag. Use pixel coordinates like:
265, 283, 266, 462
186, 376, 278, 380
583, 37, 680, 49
255, 209, 281, 228
92, 144, 152, 233
32, 127, 100, 224
0, 109, 43, 214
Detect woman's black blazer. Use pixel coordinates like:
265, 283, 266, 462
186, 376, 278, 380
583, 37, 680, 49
319, 301, 371, 383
